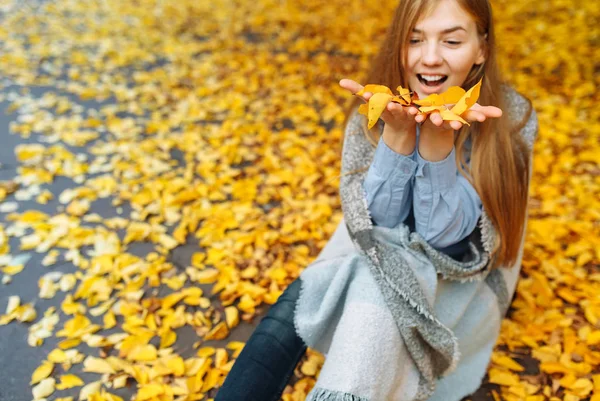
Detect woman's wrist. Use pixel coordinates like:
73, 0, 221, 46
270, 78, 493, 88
381, 123, 416, 156
418, 123, 454, 162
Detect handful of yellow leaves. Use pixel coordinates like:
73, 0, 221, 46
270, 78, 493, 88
355, 78, 483, 129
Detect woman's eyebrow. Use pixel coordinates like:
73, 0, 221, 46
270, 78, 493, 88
412, 26, 467, 34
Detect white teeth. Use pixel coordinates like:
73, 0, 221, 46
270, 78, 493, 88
420, 75, 445, 81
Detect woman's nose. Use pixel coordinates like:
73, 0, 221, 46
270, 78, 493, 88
421, 42, 443, 66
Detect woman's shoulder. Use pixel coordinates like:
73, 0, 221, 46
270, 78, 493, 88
500, 84, 539, 150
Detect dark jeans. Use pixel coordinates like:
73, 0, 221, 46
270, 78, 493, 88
215, 278, 307, 401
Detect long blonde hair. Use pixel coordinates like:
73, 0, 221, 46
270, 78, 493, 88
343, 0, 533, 270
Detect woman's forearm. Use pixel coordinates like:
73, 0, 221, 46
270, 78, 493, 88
381, 123, 416, 156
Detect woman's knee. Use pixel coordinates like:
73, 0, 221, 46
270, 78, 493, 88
265, 278, 302, 321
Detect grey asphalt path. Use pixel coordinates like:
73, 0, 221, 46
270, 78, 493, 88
0, 83, 260, 401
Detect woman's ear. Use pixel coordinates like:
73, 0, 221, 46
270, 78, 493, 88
475, 33, 488, 65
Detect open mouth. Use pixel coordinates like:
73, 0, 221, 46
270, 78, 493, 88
417, 74, 448, 87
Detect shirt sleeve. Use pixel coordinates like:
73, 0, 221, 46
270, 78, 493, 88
413, 145, 482, 248
362, 136, 418, 228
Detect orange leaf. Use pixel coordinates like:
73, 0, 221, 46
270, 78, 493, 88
365, 92, 393, 129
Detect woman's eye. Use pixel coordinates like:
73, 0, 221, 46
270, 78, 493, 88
445, 41, 462, 45
409, 39, 422, 44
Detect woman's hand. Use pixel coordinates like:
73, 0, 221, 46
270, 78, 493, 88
417, 103, 503, 132
339, 79, 420, 134
418, 103, 503, 161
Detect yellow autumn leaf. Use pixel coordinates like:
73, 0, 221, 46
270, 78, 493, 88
79, 381, 102, 401
540, 361, 570, 374
225, 306, 240, 328
195, 268, 220, 284
165, 355, 186, 376
227, 341, 246, 359
136, 383, 165, 400
103, 310, 117, 329
450, 78, 483, 115
488, 368, 521, 386
355, 84, 393, 96
205, 321, 229, 340
197, 346, 216, 358
586, 330, 600, 345
413, 93, 444, 107
159, 330, 177, 348
127, 344, 158, 362
417, 105, 446, 114
200, 369, 222, 393
5, 295, 20, 314
440, 108, 469, 125
415, 86, 467, 107
112, 375, 128, 389
58, 338, 82, 350
300, 357, 320, 376
48, 348, 68, 363
83, 356, 116, 374
441, 86, 467, 104
30, 361, 54, 385
491, 354, 525, 372
55, 374, 84, 390
365, 92, 393, 129
0, 181, 19, 196
415, 79, 482, 125
32, 377, 56, 400
215, 348, 228, 368
161, 291, 186, 310
395, 85, 413, 105
2, 264, 24, 275
17, 303, 37, 322
357, 103, 368, 116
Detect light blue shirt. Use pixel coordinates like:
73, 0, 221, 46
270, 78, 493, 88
362, 125, 482, 248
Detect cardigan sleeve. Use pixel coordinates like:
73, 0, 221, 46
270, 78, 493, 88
412, 143, 483, 248
362, 136, 418, 228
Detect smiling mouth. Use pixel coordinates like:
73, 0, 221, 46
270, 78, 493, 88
417, 74, 448, 87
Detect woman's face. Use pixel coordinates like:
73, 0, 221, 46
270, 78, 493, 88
406, 0, 486, 100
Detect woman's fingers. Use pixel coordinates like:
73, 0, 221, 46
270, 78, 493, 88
484, 105, 503, 118
470, 103, 503, 118
339, 79, 373, 103
339, 79, 363, 94
386, 103, 421, 124
430, 112, 443, 126
449, 120, 463, 131
463, 109, 486, 122
461, 105, 502, 123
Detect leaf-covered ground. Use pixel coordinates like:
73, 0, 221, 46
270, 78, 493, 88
0, 0, 598, 400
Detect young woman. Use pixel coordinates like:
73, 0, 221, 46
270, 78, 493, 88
215, 0, 538, 400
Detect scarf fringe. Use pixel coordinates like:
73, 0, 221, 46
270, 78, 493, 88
307, 387, 370, 401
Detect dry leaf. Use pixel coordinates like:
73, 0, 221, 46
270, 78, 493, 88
55, 374, 84, 390
415, 79, 483, 125
30, 361, 54, 385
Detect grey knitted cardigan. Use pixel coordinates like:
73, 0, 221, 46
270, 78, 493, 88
293, 86, 538, 401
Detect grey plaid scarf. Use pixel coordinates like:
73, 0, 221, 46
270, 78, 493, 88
299, 86, 537, 400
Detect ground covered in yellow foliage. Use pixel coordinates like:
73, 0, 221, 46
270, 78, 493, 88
0, 0, 598, 400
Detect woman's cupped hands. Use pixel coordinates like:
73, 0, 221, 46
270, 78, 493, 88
339, 79, 420, 134
339, 78, 502, 133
